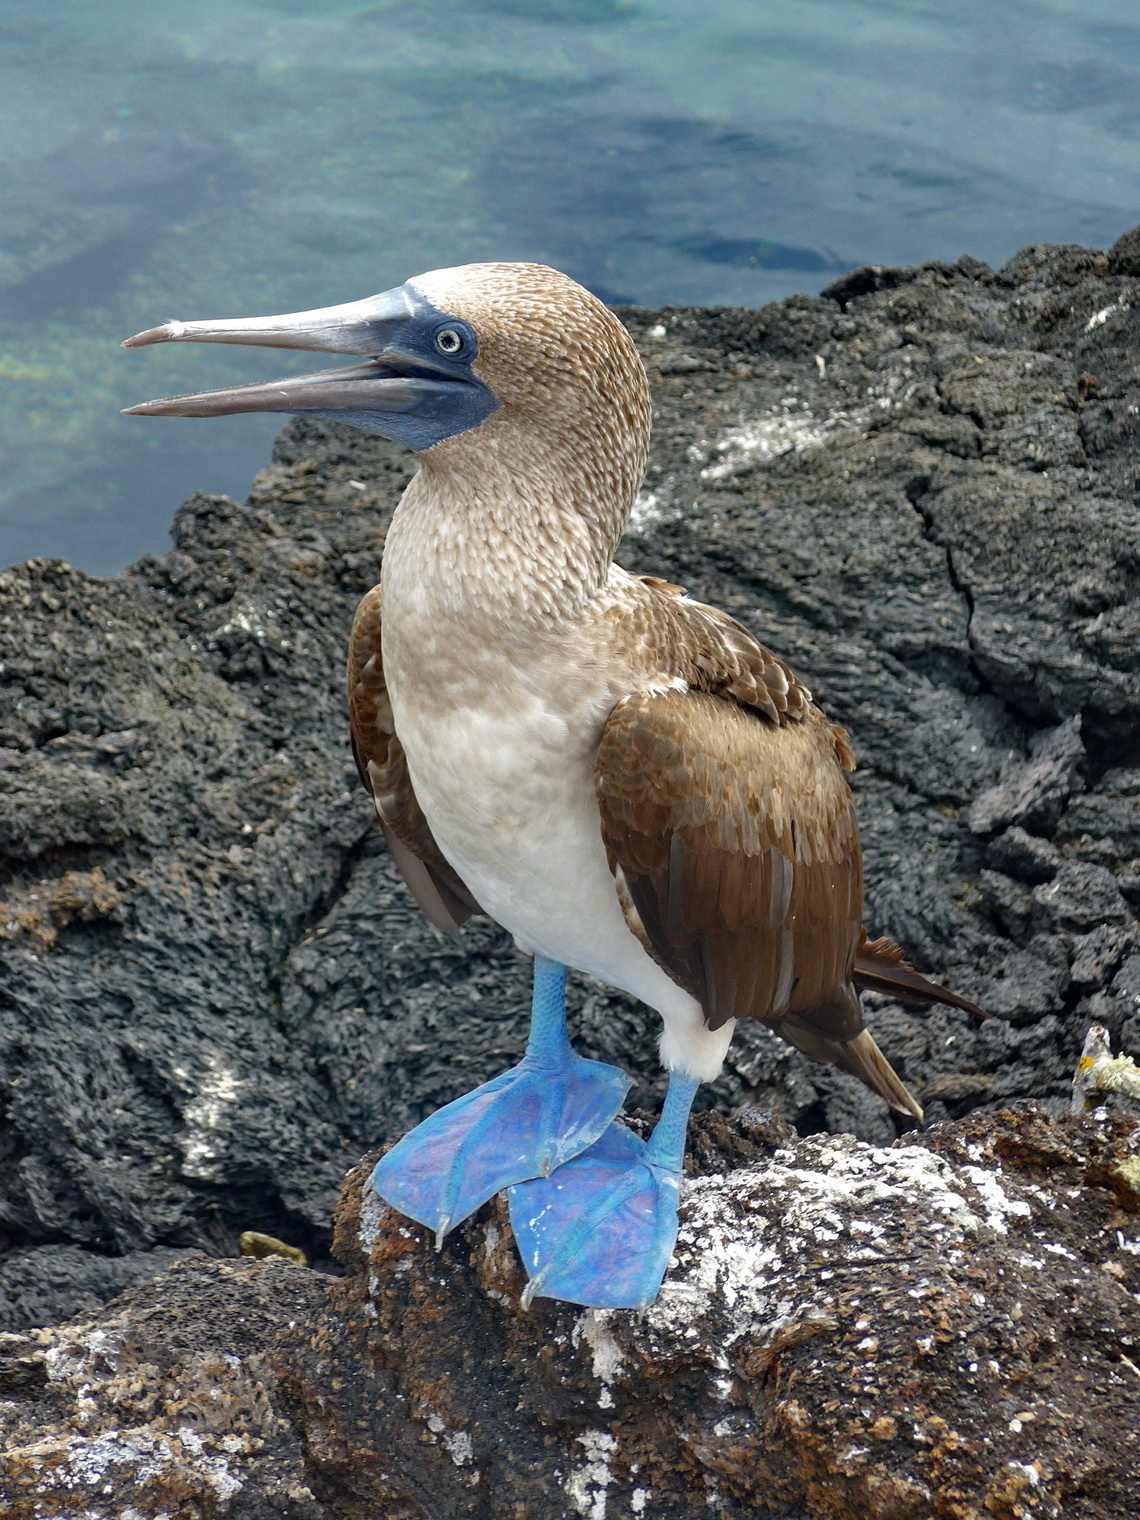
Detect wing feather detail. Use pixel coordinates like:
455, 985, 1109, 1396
595, 687, 861, 1026
615, 576, 814, 725
595, 685, 923, 1119
347, 584, 481, 932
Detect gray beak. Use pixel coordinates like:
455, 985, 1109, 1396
121, 286, 447, 418
120, 360, 437, 418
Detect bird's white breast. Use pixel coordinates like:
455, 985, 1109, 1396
388, 653, 620, 968
384, 639, 733, 1081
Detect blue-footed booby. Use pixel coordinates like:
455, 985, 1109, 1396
122, 262, 985, 1309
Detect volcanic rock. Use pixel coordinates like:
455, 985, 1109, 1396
0, 1104, 1137, 1518
2, 232, 1140, 1342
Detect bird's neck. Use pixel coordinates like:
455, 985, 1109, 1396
381, 418, 642, 644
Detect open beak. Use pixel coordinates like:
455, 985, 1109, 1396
121, 287, 459, 419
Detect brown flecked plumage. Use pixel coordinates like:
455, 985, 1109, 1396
338, 261, 987, 1119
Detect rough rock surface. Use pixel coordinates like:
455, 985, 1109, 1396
0, 1104, 1137, 1518
2, 231, 1140, 1336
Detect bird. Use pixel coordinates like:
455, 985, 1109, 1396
122, 262, 985, 1310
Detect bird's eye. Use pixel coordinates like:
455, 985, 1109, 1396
435, 328, 464, 356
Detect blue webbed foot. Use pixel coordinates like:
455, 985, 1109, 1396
370, 957, 629, 1244
508, 1071, 700, 1310
371, 1051, 630, 1244
508, 1124, 676, 1308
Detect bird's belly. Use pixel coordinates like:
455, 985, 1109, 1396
394, 693, 695, 1019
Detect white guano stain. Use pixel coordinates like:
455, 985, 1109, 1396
28, 1429, 242, 1502
444, 1430, 473, 1466
574, 1309, 626, 1409
566, 1430, 617, 1519
699, 355, 926, 486
179, 1053, 244, 1180
358, 1186, 386, 1255
648, 1136, 1007, 1341
1085, 300, 1130, 331
426, 1411, 474, 1467
700, 407, 834, 479
959, 1165, 1032, 1234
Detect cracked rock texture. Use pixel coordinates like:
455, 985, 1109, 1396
0, 1104, 1137, 1518
2, 232, 1140, 1341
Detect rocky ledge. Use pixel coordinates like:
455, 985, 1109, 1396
2, 231, 1140, 1513
1, 1102, 1137, 1518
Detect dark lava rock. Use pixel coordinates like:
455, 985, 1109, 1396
985, 825, 1061, 884
967, 716, 1085, 836
0, 1105, 1136, 1519
2, 232, 1140, 1338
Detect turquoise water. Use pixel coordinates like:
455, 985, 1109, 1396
1, 0, 1138, 572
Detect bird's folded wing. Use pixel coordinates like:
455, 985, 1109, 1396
347, 584, 482, 932
595, 686, 863, 1034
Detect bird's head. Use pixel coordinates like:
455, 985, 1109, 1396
122, 262, 651, 488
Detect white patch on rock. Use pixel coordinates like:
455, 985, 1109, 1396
444, 1429, 473, 1467
698, 382, 901, 483
1007, 1459, 1042, 1487
44, 1329, 114, 1386
647, 1136, 1001, 1344
959, 1165, 1032, 1234
566, 1429, 617, 1519
180, 1053, 243, 1180
1039, 1240, 1078, 1259
699, 407, 833, 480
425, 1410, 474, 1467
358, 1186, 385, 1253
1085, 300, 1130, 331
574, 1309, 626, 1408
33, 1429, 243, 1502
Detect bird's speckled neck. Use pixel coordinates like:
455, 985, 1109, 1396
380, 284, 651, 645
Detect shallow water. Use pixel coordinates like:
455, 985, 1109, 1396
1, 0, 1137, 573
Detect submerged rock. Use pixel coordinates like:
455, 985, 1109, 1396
0, 1105, 1136, 1518
2, 232, 1140, 1341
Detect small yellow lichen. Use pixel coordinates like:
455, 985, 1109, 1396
1110, 1155, 1140, 1194
0, 868, 123, 946
238, 1231, 307, 1267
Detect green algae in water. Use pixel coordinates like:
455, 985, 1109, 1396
1, 0, 1138, 571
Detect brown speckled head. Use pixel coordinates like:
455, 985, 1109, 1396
407, 264, 652, 546
411, 262, 650, 446
120, 260, 654, 610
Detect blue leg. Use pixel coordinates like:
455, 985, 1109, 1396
371, 957, 630, 1244
508, 1070, 700, 1310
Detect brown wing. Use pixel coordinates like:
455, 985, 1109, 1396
595, 687, 922, 1119
622, 575, 815, 726
347, 584, 481, 932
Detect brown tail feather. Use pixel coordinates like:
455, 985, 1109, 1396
854, 934, 989, 1022
842, 1029, 924, 1122
774, 1018, 924, 1122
